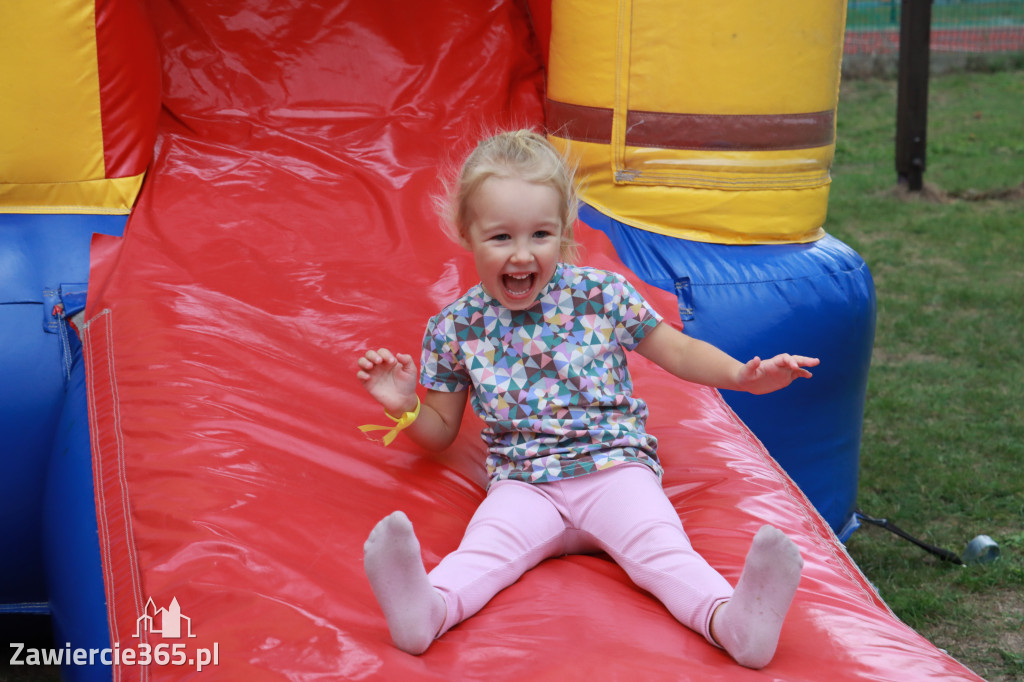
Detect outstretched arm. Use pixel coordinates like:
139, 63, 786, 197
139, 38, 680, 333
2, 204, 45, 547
634, 322, 819, 395
356, 348, 468, 451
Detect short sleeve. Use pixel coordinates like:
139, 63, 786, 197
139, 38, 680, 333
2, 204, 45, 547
610, 273, 662, 350
419, 311, 470, 392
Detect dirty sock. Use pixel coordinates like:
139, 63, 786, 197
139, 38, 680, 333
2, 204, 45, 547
363, 511, 446, 655
712, 525, 803, 669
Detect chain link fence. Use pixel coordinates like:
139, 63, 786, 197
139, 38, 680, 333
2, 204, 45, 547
844, 0, 1024, 76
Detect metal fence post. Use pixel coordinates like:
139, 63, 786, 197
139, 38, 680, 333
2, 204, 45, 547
895, 0, 933, 191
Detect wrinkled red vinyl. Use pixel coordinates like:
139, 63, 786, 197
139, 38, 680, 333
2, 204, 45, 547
82, 1, 982, 679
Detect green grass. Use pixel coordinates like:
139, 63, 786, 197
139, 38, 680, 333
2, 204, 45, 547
828, 69, 1024, 681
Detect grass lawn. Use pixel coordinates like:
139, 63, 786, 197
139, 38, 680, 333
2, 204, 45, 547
828, 69, 1024, 681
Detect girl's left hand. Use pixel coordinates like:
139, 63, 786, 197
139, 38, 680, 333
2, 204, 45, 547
737, 354, 820, 395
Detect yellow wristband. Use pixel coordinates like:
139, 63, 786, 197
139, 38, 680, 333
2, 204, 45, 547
358, 397, 421, 446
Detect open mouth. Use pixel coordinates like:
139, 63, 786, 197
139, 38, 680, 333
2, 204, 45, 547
502, 273, 535, 298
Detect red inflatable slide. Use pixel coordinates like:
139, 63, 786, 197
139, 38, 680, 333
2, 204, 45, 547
76, 1, 982, 679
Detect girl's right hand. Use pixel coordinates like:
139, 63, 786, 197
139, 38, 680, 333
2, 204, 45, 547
356, 349, 419, 415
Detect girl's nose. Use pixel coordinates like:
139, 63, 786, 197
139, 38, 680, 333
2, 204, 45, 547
511, 241, 533, 263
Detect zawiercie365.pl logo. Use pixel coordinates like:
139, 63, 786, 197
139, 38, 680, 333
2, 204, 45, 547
9, 596, 220, 672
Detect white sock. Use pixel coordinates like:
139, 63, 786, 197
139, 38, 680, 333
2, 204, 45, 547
712, 525, 803, 669
363, 511, 446, 655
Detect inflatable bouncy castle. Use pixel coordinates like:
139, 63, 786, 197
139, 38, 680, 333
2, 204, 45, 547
1, 0, 982, 680
1, 0, 158, 634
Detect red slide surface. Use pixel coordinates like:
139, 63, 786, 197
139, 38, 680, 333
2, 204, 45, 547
81, 1, 982, 679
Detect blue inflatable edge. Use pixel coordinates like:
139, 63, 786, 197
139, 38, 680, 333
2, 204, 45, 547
579, 203, 876, 537
1, 212, 126, 680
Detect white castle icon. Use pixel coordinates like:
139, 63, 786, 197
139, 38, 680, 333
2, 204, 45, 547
134, 597, 196, 639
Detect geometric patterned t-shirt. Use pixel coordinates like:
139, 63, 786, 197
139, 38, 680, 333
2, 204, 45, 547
420, 262, 664, 486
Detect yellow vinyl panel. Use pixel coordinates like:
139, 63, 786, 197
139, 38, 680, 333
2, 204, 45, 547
0, 0, 144, 213
547, 0, 846, 244
627, 0, 845, 115
0, 174, 145, 215
551, 136, 828, 244
547, 0, 617, 110
0, 0, 105, 184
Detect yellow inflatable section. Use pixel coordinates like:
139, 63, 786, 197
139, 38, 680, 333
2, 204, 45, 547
0, 0, 158, 214
547, 0, 847, 244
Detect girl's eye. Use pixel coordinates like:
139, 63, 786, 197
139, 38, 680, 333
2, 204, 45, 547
491, 234, 510, 242
533, 230, 554, 239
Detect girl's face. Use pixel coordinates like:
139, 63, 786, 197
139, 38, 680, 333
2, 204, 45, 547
461, 175, 563, 311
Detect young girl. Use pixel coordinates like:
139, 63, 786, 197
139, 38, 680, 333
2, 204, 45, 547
357, 130, 817, 669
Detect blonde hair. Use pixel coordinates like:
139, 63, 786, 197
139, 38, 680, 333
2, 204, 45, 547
442, 130, 580, 263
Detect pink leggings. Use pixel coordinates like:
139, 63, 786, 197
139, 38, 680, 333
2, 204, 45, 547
428, 463, 733, 644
